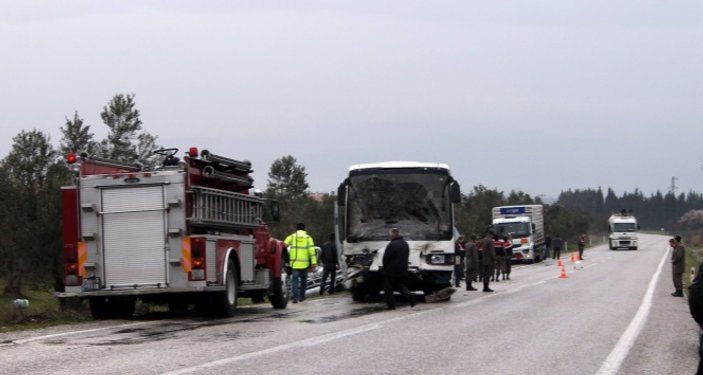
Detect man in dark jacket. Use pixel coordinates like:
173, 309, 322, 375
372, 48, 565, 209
319, 233, 338, 295
551, 235, 564, 260
481, 231, 496, 292
382, 228, 415, 310
671, 235, 685, 297
688, 266, 703, 373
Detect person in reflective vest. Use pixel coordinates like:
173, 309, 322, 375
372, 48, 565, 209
284, 223, 317, 303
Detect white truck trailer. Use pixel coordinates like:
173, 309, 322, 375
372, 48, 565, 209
608, 210, 639, 250
491, 205, 545, 263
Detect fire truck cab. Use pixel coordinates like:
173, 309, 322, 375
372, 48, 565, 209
57, 148, 289, 319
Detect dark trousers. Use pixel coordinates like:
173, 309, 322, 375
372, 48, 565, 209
553, 248, 562, 259
482, 265, 494, 290
673, 272, 684, 292
454, 263, 464, 287
384, 276, 413, 309
578, 245, 585, 260
320, 265, 336, 294
698, 330, 703, 375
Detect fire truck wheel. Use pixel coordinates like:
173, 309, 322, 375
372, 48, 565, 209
219, 259, 238, 317
89, 297, 135, 319
269, 262, 289, 309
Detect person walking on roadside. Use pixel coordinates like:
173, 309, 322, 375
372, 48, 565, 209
503, 234, 513, 280
319, 233, 338, 295
454, 235, 466, 288
284, 223, 317, 303
382, 228, 415, 310
481, 231, 496, 293
577, 233, 586, 260
544, 235, 552, 261
671, 235, 685, 297
464, 235, 479, 291
551, 234, 564, 260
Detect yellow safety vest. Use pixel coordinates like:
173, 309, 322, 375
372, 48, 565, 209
284, 230, 317, 270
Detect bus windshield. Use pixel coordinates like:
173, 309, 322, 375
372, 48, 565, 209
346, 170, 453, 242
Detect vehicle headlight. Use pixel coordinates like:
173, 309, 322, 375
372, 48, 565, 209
427, 254, 453, 265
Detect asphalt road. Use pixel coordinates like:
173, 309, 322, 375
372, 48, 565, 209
0, 233, 698, 375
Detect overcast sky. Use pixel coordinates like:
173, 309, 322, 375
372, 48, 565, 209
2, 1, 702, 200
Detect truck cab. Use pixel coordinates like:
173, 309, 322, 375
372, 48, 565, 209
491, 205, 545, 263
608, 211, 639, 250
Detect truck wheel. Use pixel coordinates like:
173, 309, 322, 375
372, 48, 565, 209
89, 297, 109, 319
219, 259, 238, 317
269, 261, 289, 309
89, 297, 135, 319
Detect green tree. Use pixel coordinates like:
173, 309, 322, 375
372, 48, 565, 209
1, 130, 64, 294
59, 111, 96, 155
265, 155, 312, 239
96, 93, 159, 164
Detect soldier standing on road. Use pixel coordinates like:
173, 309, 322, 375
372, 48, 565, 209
671, 235, 685, 297
284, 223, 317, 303
464, 235, 479, 291
382, 228, 415, 310
481, 231, 496, 293
503, 234, 513, 280
494, 235, 505, 282
551, 234, 564, 260
319, 233, 338, 295
454, 235, 466, 288
577, 233, 586, 260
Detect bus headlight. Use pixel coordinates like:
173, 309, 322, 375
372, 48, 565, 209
427, 254, 453, 265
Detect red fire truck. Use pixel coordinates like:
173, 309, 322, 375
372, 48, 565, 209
56, 148, 289, 319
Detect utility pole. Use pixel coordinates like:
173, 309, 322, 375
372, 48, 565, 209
669, 176, 678, 195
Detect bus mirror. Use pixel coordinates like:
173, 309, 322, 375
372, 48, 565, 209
337, 181, 347, 206
450, 182, 461, 203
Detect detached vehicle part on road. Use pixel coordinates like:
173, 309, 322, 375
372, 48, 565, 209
608, 210, 639, 250
56, 148, 289, 319
335, 162, 461, 302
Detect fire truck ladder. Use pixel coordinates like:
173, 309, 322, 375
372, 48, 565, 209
189, 186, 263, 229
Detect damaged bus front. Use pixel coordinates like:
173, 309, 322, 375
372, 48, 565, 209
335, 162, 461, 302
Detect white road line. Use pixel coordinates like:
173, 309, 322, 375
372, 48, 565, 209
595, 248, 669, 375
1, 321, 151, 346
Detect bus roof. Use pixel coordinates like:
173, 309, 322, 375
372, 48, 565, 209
349, 161, 451, 172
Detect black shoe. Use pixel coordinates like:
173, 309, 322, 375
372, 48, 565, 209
672, 291, 684, 297
483, 288, 494, 293
507, 276, 510, 280
467, 286, 477, 291
292, 299, 298, 303
409, 299, 415, 308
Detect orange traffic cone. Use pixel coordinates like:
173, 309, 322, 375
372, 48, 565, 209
557, 259, 564, 267
559, 266, 568, 279
570, 253, 576, 263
